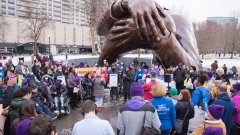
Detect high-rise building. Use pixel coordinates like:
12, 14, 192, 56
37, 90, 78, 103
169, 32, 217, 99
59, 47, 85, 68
207, 17, 238, 26
1, 0, 89, 26
0, 0, 98, 54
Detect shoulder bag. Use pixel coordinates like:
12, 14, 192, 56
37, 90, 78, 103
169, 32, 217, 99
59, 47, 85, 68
175, 102, 190, 134
197, 89, 204, 110
140, 111, 161, 135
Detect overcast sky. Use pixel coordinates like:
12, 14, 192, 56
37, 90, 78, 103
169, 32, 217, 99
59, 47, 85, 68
155, 0, 240, 22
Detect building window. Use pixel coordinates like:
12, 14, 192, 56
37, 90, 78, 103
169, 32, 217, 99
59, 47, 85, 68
1, 3, 6, 7
8, 4, 15, 8
2, 9, 6, 12
8, 10, 15, 14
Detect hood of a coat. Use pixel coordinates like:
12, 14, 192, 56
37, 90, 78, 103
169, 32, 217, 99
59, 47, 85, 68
10, 97, 27, 109
217, 93, 230, 101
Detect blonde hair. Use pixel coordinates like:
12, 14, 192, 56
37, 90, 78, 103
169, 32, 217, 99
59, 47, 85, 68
152, 83, 166, 97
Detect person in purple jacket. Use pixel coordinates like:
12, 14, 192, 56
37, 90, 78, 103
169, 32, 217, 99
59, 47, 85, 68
68, 66, 80, 110
147, 64, 160, 76
230, 82, 240, 135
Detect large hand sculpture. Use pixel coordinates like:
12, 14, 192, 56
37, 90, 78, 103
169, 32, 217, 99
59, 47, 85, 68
97, 0, 200, 69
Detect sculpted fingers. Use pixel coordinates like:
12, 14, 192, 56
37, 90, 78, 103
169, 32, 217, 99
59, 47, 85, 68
152, 8, 167, 36
116, 38, 131, 47
114, 20, 127, 26
145, 11, 159, 40
138, 12, 150, 41
110, 32, 128, 41
131, 10, 142, 40
155, 2, 166, 18
110, 26, 126, 34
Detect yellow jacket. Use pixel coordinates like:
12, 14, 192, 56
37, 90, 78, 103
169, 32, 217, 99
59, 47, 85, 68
190, 120, 226, 135
211, 86, 217, 100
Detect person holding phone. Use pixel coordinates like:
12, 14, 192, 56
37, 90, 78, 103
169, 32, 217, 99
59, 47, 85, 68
92, 70, 106, 112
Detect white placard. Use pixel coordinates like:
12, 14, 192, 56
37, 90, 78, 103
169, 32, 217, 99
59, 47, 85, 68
73, 87, 79, 93
57, 76, 66, 86
12, 57, 19, 66
109, 74, 118, 87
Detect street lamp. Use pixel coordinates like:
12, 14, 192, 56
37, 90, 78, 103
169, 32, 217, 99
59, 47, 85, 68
48, 35, 50, 54
15, 41, 17, 56
74, 43, 75, 55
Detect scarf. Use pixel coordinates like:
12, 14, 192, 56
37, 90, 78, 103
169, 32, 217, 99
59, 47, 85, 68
73, 72, 80, 85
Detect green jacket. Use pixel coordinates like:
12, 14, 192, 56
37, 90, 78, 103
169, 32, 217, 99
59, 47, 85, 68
9, 97, 27, 124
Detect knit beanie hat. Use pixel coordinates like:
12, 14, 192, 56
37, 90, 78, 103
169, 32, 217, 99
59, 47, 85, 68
16, 118, 32, 135
170, 88, 178, 96
208, 104, 224, 119
233, 82, 240, 91
22, 78, 28, 86
202, 127, 224, 135
130, 82, 144, 96
55, 80, 61, 88
207, 71, 213, 78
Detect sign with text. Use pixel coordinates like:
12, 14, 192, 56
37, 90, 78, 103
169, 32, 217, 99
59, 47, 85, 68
75, 67, 106, 76
109, 74, 118, 87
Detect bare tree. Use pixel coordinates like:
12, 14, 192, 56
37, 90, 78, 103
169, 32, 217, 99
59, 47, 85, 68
20, 6, 52, 54
222, 11, 240, 59
81, 0, 109, 55
195, 21, 219, 59
0, 15, 10, 42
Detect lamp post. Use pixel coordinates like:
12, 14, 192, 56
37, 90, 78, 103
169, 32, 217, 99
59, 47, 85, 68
48, 35, 50, 54
15, 41, 17, 56
74, 43, 75, 55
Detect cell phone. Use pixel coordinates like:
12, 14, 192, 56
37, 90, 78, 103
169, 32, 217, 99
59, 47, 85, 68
53, 126, 56, 134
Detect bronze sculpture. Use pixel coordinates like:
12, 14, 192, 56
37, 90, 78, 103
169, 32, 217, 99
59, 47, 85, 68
97, 0, 200, 68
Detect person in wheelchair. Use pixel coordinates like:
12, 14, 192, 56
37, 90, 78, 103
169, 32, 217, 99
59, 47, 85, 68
51, 80, 68, 114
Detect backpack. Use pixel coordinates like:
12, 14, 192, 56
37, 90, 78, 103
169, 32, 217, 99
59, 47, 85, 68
202, 123, 224, 135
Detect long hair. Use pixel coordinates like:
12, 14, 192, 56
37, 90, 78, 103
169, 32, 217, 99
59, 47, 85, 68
19, 100, 37, 120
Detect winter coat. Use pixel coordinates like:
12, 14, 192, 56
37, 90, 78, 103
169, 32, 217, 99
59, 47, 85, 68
175, 101, 195, 135
51, 84, 68, 98
134, 70, 144, 80
151, 96, 176, 130
212, 93, 234, 133
211, 62, 218, 72
205, 78, 215, 91
32, 64, 40, 75
8, 97, 27, 124
31, 92, 44, 104
123, 70, 134, 94
92, 76, 105, 98
82, 77, 92, 92
173, 68, 186, 84
231, 92, 240, 124
190, 119, 226, 135
223, 67, 227, 74
192, 86, 210, 111
15, 65, 27, 75
54, 70, 63, 81
64, 73, 69, 87
68, 72, 79, 88
0, 86, 13, 108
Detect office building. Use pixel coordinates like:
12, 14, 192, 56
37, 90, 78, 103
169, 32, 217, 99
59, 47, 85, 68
0, 0, 103, 54
207, 17, 238, 26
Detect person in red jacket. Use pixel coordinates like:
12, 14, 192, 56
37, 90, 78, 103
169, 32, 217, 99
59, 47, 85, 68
142, 70, 159, 101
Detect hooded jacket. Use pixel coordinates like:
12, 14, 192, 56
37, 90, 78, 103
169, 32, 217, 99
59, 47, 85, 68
51, 84, 68, 98
117, 98, 161, 135
134, 70, 144, 80
9, 97, 27, 124
231, 92, 240, 124
212, 93, 234, 133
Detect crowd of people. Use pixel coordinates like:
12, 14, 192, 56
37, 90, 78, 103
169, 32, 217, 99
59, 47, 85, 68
0, 53, 240, 135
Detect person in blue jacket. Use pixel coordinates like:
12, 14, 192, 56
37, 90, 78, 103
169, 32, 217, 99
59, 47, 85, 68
134, 66, 144, 81
212, 84, 234, 134
0, 63, 4, 78
151, 83, 176, 135
191, 75, 210, 111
